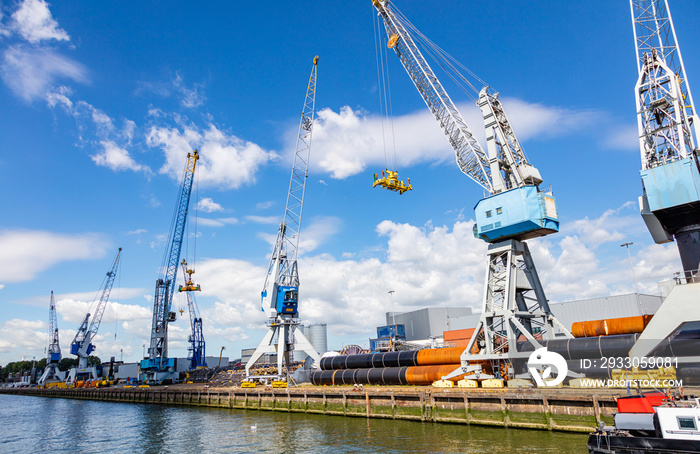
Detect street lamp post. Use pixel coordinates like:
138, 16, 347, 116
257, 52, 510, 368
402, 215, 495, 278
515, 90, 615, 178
621, 242, 643, 313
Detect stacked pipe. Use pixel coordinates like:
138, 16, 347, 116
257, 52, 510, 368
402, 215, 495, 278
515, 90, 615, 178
310, 347, 469, 386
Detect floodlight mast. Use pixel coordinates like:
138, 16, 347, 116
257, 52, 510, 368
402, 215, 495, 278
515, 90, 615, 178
372, 0, 571, 381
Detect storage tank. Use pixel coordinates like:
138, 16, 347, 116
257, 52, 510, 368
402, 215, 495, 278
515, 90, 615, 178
294, 325, 308, 363
307, 323, 327, 356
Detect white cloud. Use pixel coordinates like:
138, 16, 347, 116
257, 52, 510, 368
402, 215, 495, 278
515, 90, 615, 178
0, 230, 108, 283
197, 217, 239, 228
307, 99, 599, 180
91, 140, 151, 174
255, 201, 274, 210
564, 202, 643, 248
245, 215, 279, 225
147, 123, 276, 190
173, 72, 205, 108
0, 318, 46, 353
257, 216, 342, 255
196, 197, 223, 213
11, 0, 69, 43
1, 45, 87, 101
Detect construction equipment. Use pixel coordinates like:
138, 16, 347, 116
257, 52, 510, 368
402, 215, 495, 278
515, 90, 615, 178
245, 56, 321, 380
65, 248, 122, 385
38, 291, 64, 386
373, 170, 412, 194
628, 0, 700, 359
371, 0, 572, 381
178, 259, 206, 369
631, 0, 700, 278
140, 150, 199, 384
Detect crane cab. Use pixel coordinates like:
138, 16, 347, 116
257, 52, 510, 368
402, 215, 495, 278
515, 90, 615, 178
276, 285, 299, 317
474, 185, 559, 243
373, 169, 412, 195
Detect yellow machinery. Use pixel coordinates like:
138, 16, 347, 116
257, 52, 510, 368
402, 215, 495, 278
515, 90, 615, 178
373, 169, 412, 195
271, 380, 287, 388
240, 381, 256, 388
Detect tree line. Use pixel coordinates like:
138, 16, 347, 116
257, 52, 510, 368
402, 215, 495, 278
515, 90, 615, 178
1, 356, 102, 381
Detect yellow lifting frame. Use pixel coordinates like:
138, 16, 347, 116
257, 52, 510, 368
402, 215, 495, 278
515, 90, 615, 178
373, 169, 412, 195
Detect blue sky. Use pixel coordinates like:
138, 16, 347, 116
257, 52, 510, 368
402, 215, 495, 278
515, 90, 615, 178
1, 0, 698, 366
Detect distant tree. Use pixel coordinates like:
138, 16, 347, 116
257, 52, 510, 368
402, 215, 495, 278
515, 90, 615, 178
58, 358, 78, 371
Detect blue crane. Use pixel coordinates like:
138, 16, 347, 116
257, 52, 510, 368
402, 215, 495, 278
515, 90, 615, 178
372, 0, 572, 381
628, 0, 700, 359
178, 259, 206, 370
66, 248, 122, 385
245, 56, 321, 381
38, 291, 62, 386
140, 150, 199, 383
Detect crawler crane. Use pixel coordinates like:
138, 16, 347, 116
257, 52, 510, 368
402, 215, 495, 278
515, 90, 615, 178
372, 0, 572, 381
245, 57, 321, 382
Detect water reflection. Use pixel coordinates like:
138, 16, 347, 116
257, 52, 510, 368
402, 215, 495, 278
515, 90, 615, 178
0, 395, 587, 453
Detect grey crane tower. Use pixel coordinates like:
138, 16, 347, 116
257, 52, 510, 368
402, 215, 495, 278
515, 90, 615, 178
245, 57, 321, 382
66, 248, 122, 385
38, 291, 65, 386
372, 0, 572, 382
629, 0, 700, 359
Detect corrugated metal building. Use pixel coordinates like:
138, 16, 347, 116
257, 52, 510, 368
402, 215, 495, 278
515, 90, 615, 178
385, 307, 472, 341
447, 293, 663, 334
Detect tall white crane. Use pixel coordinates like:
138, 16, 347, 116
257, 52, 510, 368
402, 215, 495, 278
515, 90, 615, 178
66, 248, 122, 385
628, 0, 700, 360
38, 291, 64, 386
372, 0, 571, 381
631, 0, 700, 276
246, 56, 321, 381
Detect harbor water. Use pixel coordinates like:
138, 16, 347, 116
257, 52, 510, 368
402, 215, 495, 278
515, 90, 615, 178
1, 394, 588, 453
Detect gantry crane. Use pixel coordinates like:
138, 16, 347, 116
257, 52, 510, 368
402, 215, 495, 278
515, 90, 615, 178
141, 150, 199, 384
66, 248, 122, 385
372, 0, 572, 381
245, 57, 321, 381
178, 259, 206, 369
38, 291, 64, 386
628, 0, 700, 360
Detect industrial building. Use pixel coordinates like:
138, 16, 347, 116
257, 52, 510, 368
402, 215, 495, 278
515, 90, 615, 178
384, 294, 663, 345
384, 307, 471, 342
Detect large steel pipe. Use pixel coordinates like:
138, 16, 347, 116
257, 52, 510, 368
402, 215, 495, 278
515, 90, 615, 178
310, 364, 464, 386
320, 347, 466, 371
572, 315, 653, 338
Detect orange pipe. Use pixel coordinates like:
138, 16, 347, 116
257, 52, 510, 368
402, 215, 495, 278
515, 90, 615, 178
405, 364, 465, 385
572, 315, 653, 338
416, 347, 464, 365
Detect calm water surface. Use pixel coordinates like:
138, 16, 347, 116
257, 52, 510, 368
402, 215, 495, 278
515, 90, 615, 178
0, 394, 588, 453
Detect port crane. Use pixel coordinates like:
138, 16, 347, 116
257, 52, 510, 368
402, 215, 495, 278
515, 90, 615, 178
628, 0, 700, 359
245, 56, 321, 381
178, 259, 206, 369
141, 150, 199, 383
65, 248, 122, 385
38, 291, 64, 386
372, 0, 572, 381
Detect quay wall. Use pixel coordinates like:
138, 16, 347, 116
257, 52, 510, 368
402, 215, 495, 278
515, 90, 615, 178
0, 387, 617, 433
